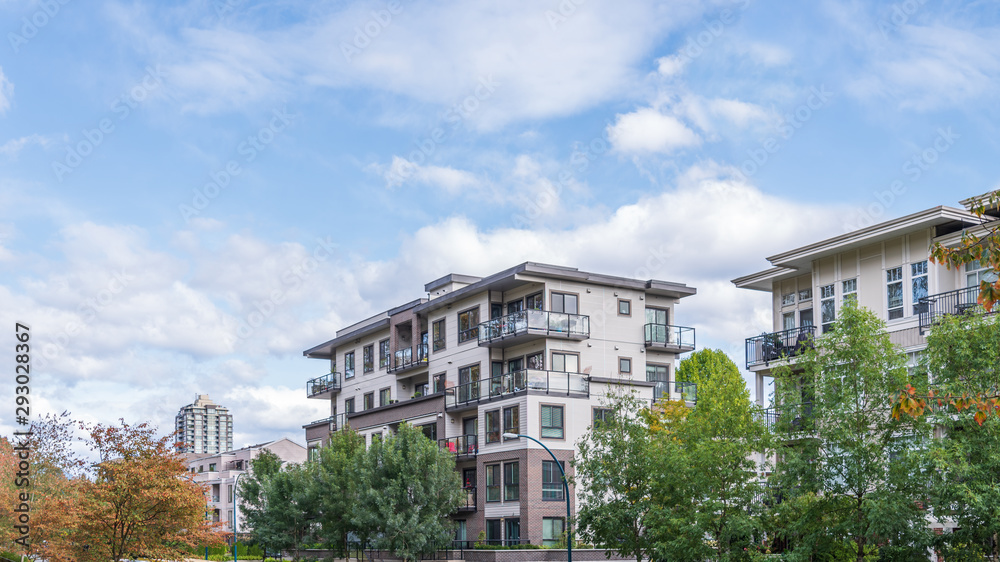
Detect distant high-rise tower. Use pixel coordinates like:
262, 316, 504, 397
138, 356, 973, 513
175, 394, 234, 454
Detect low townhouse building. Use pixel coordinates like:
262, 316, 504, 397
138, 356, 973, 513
185, 437, 307, 532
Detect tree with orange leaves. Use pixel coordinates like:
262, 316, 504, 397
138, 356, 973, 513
19, 418, 225, 562
930, 189, 1000, 312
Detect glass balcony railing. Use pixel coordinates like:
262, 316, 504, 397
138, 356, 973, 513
745, 325, 817, 369
643, 323, 696, 351
477, 310, 589, 345
306, 372, 341, 397
445, 370, 589, 409
389, 344, 428, 373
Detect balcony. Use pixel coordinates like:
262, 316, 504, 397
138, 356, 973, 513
650, 380, 698, 405
919, 285, 998, 332
439, 434, 477, 460
303, 414, 348, 442
644, 323, 696, 353
745, 325, 817, 369
306, 372, 341, 399
388, 344, 428, 374
445, 369, 590, 410
761, 402, 814, 434
477, 310, 590, 348
456, 486, 477, 512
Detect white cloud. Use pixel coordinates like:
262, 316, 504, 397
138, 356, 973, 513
112, 1, 712, 126
656, 54, 688, 77
608, 107, 701, 154
0, 67, 12, 115
0, 134, 59, 157
384, 156, 480, 194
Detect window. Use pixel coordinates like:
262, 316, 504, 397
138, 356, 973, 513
485, 409, 500, 443
455, 520, 467, 546
543, 518, 565, 547
526, 292, 544, 310
842, 278, 857, 303
618, 299, 631, 316
593, 407, 613, 427
506, 299, 524, 314
344, 397, 355, 414
363, 392, 374, 411
527, 351, 544, 370
887, 267, 904, 320
486, 518, 502, 542
363, 344, 374, 373
458, 308, 479, 343
551, 352, 579, 373
542, 460, 564, 500
228, 484, 233, 503
372, 432, 382, 443
541, 405, 564, 439
619, 357, 632, 374
432, 319, 446, 351
647, 364, 669, 400
782, 312, 795, 331
781, 292, 795, 306
458, 364, 480, 402
486, 465, 501, 502
503, 406, 519, 438
912, 261, 928, 314
208, 463, 216, 471
966, 259, 999, 287
379, 387, 390, 407
645, 307, 668, 325
799, 308, 814, 327
419, 422, 437, 441
504, 518, 520, 546
504, 462, 519, 501
433, 372, 446, 393
551, 292, 578, 314
379, 339, 390, 369
798, 287, 812, 302
820, 284, 835, 333
199, 465, 204, 473
344, 351, 355, 379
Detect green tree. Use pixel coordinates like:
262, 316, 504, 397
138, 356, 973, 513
575, 390, 663, 562
921, 312, 1000, 561
239, 450, 317, 558
313, 429, 365, 556
770, 302, 931, 562
353, 423, 463, 562
648, 349, 768, 562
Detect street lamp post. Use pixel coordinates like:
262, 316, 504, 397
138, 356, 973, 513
233, 471, 244, 562
502, 432, 571, 562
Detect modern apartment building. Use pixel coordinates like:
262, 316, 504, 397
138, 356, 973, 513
175, 394, 235, 454
732, 193, 997, 408
302, 262, 697, 547
185, 437, 307, 531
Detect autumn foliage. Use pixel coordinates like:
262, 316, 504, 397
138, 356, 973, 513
2, 416, 225, 561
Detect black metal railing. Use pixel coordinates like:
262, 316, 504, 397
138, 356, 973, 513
762, 402, 814, 433
445, 370, 590, 409
644, 324, 696, 350
304, 413, 348, 433
919, 285, 997, 332
389, 344, 428, 373
439, 435, 478, 458
745, 325, 817, 369
477, 310, 590, 345
457, 486, 477, 511
307, 372, 341, 397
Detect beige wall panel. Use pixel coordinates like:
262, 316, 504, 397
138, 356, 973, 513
860, 243, 881, 261
817, 257, 836, 285
885, 238, 903, 267
840, 250, 858, 278
859, 256, 883, 312
909, 230, 930, 260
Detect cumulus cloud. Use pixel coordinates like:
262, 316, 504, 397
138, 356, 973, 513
383, 156, 481, 193
608, 107, 701, 154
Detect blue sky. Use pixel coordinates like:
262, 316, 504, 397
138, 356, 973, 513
1, 0, 998, 447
